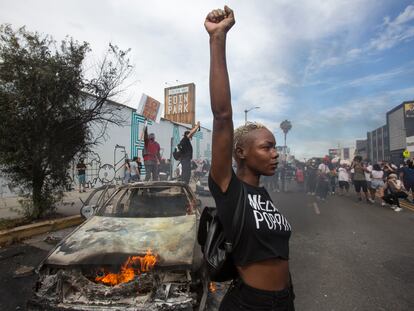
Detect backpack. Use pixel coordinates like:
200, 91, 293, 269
197, 183, 246, 282
172, 143, 183, 161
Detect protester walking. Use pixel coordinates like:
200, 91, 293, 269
306, 161, 318, 195
76, 158, 87, 193
179, 122, 200, 184
295, 166, 305, 192
205, 6, 294, 310
143, 127, 162, 181
129, 156, 140, 182
351, 156, 370, 203
400, 160, 414, 200
369, 164, 385, 205
316, 157, 330, 201
337, 163, 350, 195
123, 158, 131, 184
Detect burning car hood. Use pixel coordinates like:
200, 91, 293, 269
45, 215, 197, 267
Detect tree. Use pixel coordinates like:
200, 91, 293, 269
0, 24, 133, 219
280, 120, 292, 148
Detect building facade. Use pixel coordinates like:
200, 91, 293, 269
0, 96, 212, 197
386, 100, 414, 165
355, 139, 368, 160
327, 147, 355, 160
366, 125, 390, 164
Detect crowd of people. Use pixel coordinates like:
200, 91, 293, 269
293, 156, 413, 212
122, 122, 204, 184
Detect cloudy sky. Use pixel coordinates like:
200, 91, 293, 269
1, 0, 414, 159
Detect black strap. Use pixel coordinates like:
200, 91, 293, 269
226, 183, 246, 252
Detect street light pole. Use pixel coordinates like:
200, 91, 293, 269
244, 106, 260, 124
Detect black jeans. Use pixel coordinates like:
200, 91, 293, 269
219, 278, 295, 311
181, 158, 191, 184
383, 192, 408, 207
144, 162, 158, 181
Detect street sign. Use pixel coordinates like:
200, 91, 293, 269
403, 149, 410, 158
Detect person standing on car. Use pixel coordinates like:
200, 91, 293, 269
179, 121, 201, 184
205, 6, 294, 310
143, 127, 162, 181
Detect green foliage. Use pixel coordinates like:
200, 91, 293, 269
0, 25, 132, 219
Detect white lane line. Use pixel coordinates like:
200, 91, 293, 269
313, 202, 320, 215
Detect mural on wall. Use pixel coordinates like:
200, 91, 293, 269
204, 143, 211, 160
130, 112, 153, 177
70, 146, 128, 189
193, 131, 203, 159
171, 124, 181, 173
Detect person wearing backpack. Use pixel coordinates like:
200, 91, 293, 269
179, 122, 200, 184
204, 6, 294, 310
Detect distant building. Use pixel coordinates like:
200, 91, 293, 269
387, 100, 414, 165
355, 139, 368, 160
367, 125, 390, 164
327, 147, 355, 160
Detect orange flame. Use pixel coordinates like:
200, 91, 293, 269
209, 282, 217, 293
95, 249, 157, 286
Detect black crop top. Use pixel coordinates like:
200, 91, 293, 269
208, 171, 292, 266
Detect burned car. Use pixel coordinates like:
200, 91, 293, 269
28, 182, 209, 311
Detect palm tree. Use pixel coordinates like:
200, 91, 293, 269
280, 120, 292, 151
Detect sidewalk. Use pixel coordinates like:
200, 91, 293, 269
0, 190, 90, 220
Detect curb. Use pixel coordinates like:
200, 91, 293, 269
0, 215, 84, 247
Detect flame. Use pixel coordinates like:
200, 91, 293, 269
209, 282, 217, 293
95, 249, 157, 286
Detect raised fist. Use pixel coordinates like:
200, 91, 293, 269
204, 6, 235, 36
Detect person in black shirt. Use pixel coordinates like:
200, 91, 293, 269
205, 6, 294, 311
179, 121, 200, 184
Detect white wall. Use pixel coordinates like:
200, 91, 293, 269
1, 98, 213, 194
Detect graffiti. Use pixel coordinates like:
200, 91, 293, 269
193, 131, 203, 159
70, 147, 125, 189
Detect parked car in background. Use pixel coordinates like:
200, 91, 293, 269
195, 176, 210, 196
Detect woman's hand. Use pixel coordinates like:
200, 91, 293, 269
204, 6, 235, 37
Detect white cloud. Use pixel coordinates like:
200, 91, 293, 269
370, 4, 414, 50
1, 0, 413, 161
305, 3, 414, 73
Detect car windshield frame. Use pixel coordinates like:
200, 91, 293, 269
95, 184, 195, 218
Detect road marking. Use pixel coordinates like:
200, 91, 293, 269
313, 202, 320, 215
399, 201, 414, 212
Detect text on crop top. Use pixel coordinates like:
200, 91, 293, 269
208, 171, 292, 266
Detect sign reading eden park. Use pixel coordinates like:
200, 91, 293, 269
164, 83, 195, 126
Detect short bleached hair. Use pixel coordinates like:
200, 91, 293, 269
233, 122, 267, 158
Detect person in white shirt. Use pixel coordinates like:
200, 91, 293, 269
129, 157, 140, 182
337, 164, 350, 195
316, 158, 330, 200
369, 163, 385, 205
364, 163, 373, 190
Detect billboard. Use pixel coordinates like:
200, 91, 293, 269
404, 102, 414, 118
164, 83, 195, 126
138, 94, 161, 122
404, 101, 414, 138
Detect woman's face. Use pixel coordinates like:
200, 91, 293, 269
241, 128, 279, 176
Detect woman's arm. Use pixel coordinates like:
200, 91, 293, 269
205, 6, 235, 192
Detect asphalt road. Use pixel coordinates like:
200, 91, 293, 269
0, 190, 413, 310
